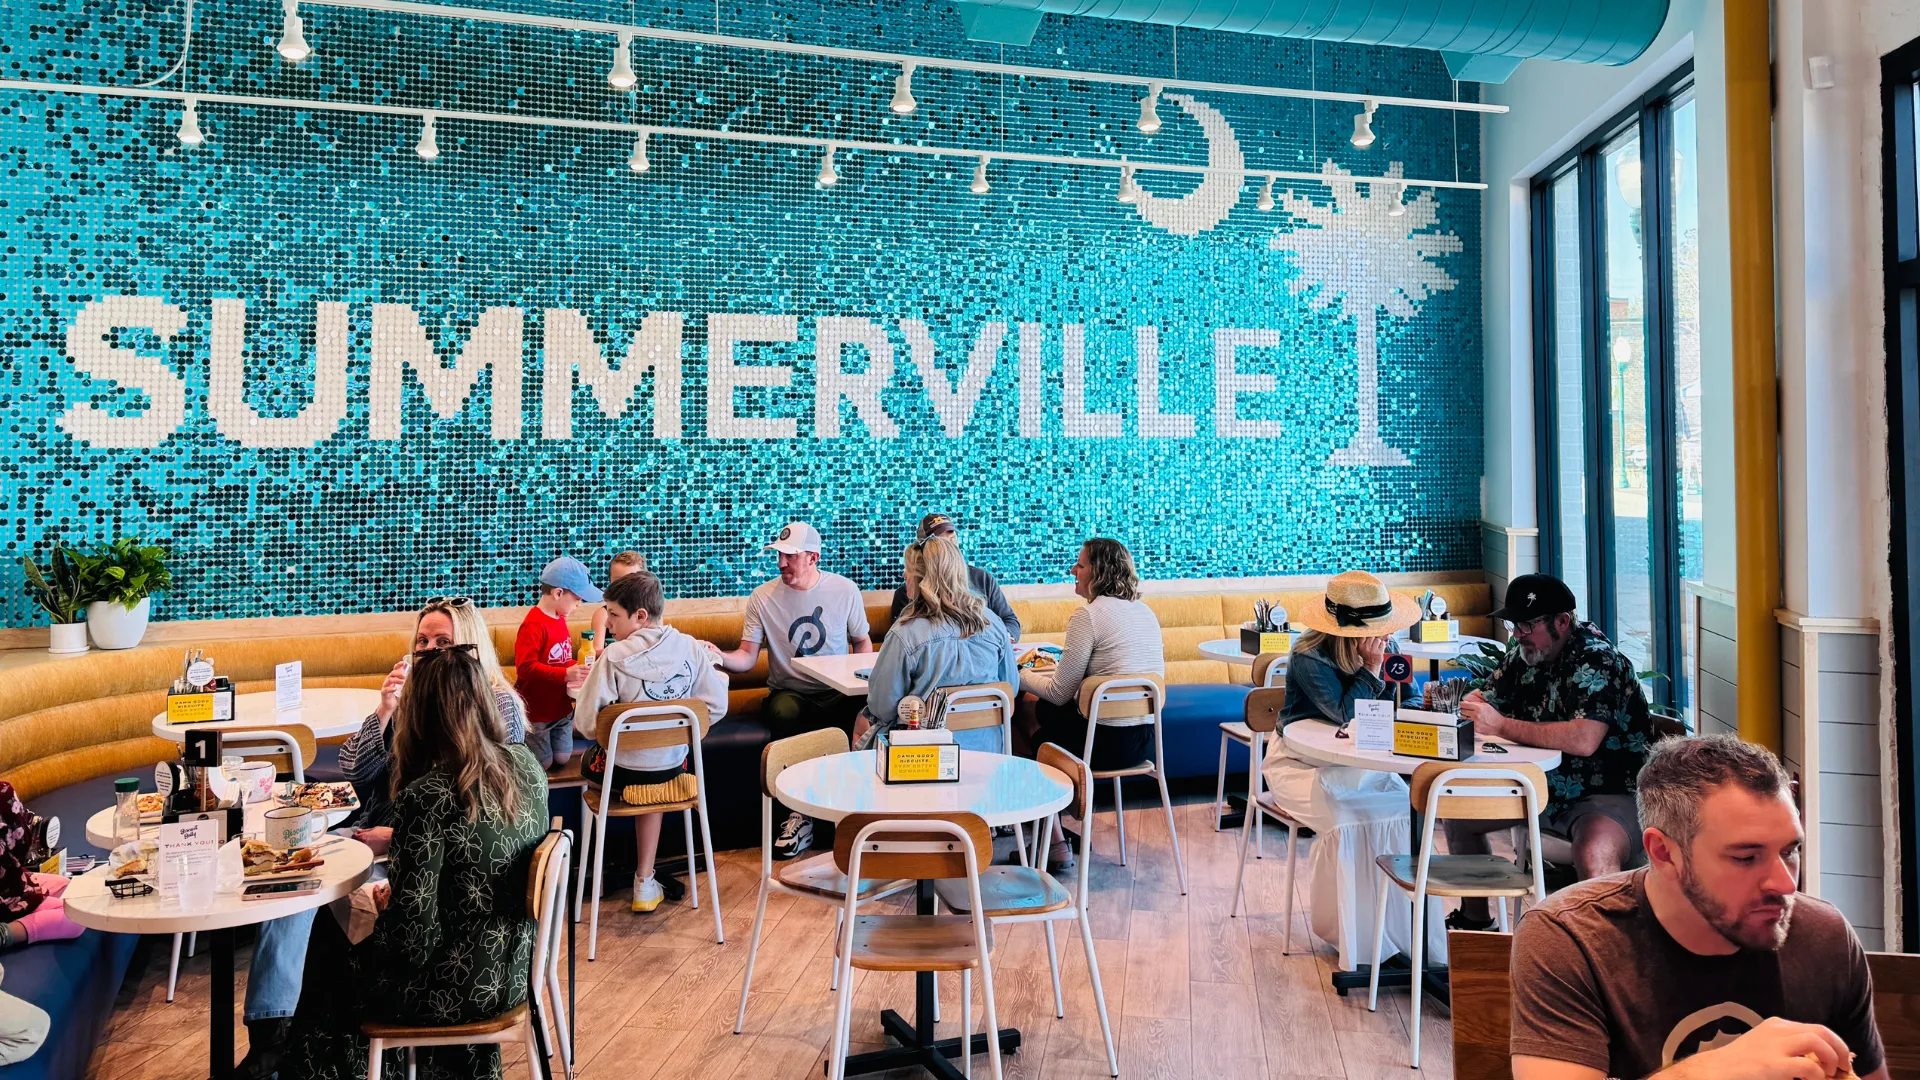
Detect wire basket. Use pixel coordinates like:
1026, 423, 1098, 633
106, 877, 155, 899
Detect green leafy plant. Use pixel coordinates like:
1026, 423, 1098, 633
1454, 638, 1519, 690
1635, 669, 1689, 731
21, 545, 94, 624
87, 538, 173, 609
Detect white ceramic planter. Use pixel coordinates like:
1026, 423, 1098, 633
86, 597, 151, 650
47, 620, 89, 655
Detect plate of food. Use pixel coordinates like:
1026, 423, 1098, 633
241, 839, 327, 880
281, 782, 359, 813
1019, 644, 1062, 673
135, 791, 168, 821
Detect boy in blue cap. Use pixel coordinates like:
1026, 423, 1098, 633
516, 556, 602, 769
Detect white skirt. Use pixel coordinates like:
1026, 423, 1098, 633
1262, 744, 1450, 971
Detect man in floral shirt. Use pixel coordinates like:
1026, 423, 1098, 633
1448, 573, 1656, 930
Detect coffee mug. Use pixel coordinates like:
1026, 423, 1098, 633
263, 806, 318, 852
228, 761, 277, 804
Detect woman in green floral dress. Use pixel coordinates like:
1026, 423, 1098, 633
284, 644, 549, 1080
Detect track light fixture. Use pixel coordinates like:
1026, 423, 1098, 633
1389, 182, 1406, 216
1351, 98, 1377, 149
415, 112, 439, 160
276, 1, 312, 62
628, 128, 650, 172
1256, 175, 1275, 212
890, 62, 917, 115
1117, 163, 1137, 204
609, 31, 637, 90
817, 144, 839, 187
176, 97, 204, 146
1138, 81, 1162, 134
970, 155, 990, 194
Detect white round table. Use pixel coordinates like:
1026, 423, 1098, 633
151, 687, 380, 742
774, 750, 1070, 1076
1281, 719, 1562, 775
64, 839, 374, 1080
85, 794, 359, 849
1198, 638, 1281, 667
1389, 633, 1504, 680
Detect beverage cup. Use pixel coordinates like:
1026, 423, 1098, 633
229, 761, 277, 804
263, 806, 318, 852
176, 854, 215, 912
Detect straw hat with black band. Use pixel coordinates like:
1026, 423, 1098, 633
1294, 571, 1423, 637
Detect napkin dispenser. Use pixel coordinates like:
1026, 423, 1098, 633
1392, 709, 1476, 761
875, 729, 960, 784
1408, 590, 1456, 643
167, 677, 235, 725
1240, 601, 1294, 656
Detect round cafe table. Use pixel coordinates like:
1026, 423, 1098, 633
775, 750, 1072, 1079
1389, 633, 1504, 681
86, 791, 360, 849
1197, 638, 1274, 667
63, 839, 374, 1080
151, 687, 381, 743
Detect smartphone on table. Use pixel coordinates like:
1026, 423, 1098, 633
244, 879, 324, 900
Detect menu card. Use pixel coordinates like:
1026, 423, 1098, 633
1352, 699, 1395, 752
157, 818, 220, 902
275, 661, 303, 713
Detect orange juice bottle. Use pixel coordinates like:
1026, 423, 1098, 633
578, 630, 597, 670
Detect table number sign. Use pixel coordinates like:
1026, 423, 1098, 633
1352, 699, 1395, 752
275, 661, 303, 713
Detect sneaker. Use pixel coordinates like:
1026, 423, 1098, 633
774, 812, 814, 861
1444, 909, 1497, 932
632, 874, 664, 913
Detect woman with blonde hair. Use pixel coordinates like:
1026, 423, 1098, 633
854, 535, 1017, 753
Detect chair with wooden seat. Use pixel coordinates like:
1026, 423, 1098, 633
734, 728, 913, 1034
934, 745, 1118, 1076
828, 812, 1003, 1080
929, 681, 1037, 864
365, 821, 572, 1080
1227, 685, 1308, 954
570, 700, 722, 958
1367, 761, 1548, 1068
1214, 652, 1285, 851
1079, 673, 1187, 894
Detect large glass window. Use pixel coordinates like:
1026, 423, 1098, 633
1531, 66, 1694, 706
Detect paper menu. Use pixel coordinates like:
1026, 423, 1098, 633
275, 661, 303, 712
157, 819, 220, 902
1352, 699, 1395, 752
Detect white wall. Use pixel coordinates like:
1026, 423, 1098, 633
1478, 0, 1737, 595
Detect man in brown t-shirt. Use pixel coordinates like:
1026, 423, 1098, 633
1510, 735, 1884, 1079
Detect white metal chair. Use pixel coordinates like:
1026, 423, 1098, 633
365, 821, 572, 1079
571, 701, 722, 958
1213, 652, 1286, 856
1079, 674, 1187, 894
934, 744, 1119, 1076
1227, 685, 1307, 955
529, 818, 576, 1080
930, 681, 1031, 863
734, 728, 913, 1033
828, 813, 1003, 1080
1367, 762, 1549, 1068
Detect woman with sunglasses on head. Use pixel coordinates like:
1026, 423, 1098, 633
281, 645, 548, 1080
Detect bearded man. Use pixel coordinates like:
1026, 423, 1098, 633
1447, 573, 1655, 930
1508, 735, 1884, 1080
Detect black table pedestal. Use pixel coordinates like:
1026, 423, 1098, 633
209, 926, 237, 1080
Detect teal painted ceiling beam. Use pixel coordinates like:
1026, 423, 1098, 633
953, 0, 1670, 80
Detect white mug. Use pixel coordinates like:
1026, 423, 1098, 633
263, 806, 318, 852
228, 761, 277, 804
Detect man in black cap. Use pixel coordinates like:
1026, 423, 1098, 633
1447, 573, 1656, 930
887, 513, 1022, 641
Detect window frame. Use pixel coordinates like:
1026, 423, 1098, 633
1529, 61, 1694, 708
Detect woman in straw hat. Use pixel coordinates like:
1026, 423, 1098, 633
1260, 571, 1445, 972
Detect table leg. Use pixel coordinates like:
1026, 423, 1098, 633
209, 927, 236, 1080
836, 880, 1021, 1078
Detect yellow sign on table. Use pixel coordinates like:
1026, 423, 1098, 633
1392, 709, 1474, 761
167, 693, 215, 724
1409, 620, 1454, 643
1241, 629, 1296, 655
874, 732, 961, 784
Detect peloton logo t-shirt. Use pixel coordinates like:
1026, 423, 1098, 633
742, 571, 870, 691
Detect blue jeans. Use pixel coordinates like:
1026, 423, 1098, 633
244, 908, 316, 1022
524, 720, 574, 770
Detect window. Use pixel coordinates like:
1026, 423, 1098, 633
1531, 64, 1694, 708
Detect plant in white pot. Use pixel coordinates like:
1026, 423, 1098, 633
22, 546, 93, 655
84, 538, 172, 650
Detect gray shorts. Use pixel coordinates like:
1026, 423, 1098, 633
1542, 793, 1644, 863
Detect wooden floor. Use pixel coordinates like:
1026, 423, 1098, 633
85, 796, 1455, 1079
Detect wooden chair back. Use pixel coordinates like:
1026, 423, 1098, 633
1447, 930, 1514, 1080
1251, 652, 1286, 688
833, 812, 992, 882
1078, 673, 1165, 723
595, 700, 710, 755
221, 724, 318, 781
759, 727, 849, 800
1871, 950, 1920, 1079
931, 682, 1014, 735
1411, 762, 1550, 821
1244, 687, 1287, 734
525, 819, 564, 920
1036, 743, 1090, 821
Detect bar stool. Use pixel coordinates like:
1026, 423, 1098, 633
1079, 674, 1187, 894
1212, 652, 1286, 857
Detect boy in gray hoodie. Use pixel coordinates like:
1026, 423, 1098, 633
569, 569, 729, 913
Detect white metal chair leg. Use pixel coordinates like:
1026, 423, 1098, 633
1213, 732, 1230, 830
1281, 821, 1298, 955
166, 933, 182, 1003
683, 810, 699, 909
546, 963, 573, 1078
572, 797, 593, 923
1012, 821, 1029, 868
1112, 777, 1128, 866
1366, 878, 1391, 1012
187, 931, 197, 957
829, 908, 858, 1080
1250, 762, 1265, 859
1229, 792, 1258, 918
978, 933, 1004, 1080
587, 801, 609, 961
1410, 890, 1427, 1068
1155, 768, 1188, 894
929, 896, 941, 1023
1495, 896, 1510, 933
1043, 922, 1064, 1018
735, 881, 770, 1033
698, 799, 724, 944
962, 970, 973, 1079
406, 1046, 417, 1080
367, 1040, 385, 1080
1078, 910, 1119, 1077
522, 1016, 544, 1080
832, 909, 845, 993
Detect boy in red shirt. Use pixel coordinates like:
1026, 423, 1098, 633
516, 556, 601, 769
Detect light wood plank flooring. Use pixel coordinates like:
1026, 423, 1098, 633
84, 797, 1455, 1079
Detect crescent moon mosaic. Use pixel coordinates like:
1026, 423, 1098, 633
1131, 93, 1247, 237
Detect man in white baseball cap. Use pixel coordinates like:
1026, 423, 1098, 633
716, 521, 873, 858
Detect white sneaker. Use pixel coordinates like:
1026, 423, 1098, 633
632, 874, 664, 913
775, 812, 814, 860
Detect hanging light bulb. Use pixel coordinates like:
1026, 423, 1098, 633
970, 155, 990, 194
890, 62, 917, 115
176, 96, 204, 146
608, 31, 636, 90
1389, 182, 1406, 217
817, 144, 839, 187
628, 129, 650, 173
1116, 164, 1137, 204
415, 112, 439, 160
1351, 98, 1377, 149
1256, 174, 1275, 212
1137, 81, 1163, 134
276, 0, 311, 62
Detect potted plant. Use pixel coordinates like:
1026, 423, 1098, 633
84, 538, 172, 650
22, 546, 93, 655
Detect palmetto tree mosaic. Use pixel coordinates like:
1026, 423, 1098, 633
1269, 161, 1463, 467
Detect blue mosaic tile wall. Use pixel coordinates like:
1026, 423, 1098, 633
0, 0, 1483, 624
